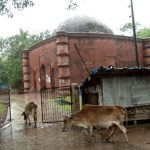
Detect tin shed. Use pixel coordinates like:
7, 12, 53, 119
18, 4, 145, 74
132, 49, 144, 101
81, 67, 150, 121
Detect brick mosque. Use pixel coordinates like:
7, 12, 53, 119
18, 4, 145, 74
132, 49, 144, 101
22, 16, 150, 91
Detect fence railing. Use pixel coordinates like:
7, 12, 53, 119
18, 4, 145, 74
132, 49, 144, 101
0, 89, 11, 127
41, 86, 72, 123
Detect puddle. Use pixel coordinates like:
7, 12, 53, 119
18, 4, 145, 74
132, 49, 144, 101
0, 93, 149, 150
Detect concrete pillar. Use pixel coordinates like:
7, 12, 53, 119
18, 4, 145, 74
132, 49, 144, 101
22, 49, 30, 90
56, 31, 71, 87
71, 83, 80, 113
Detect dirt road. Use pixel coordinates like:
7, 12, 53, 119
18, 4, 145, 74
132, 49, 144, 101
0, 93, 150, 150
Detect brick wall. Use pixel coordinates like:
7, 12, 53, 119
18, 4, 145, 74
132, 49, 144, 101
23, 32, 150, 90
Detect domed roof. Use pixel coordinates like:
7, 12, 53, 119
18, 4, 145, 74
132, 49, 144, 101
53, 16, 113, 35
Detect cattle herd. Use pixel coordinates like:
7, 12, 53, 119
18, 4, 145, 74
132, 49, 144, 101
21, 102, 128, 143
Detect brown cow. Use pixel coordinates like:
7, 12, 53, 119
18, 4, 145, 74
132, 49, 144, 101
62, 104, 128, 143
21, 102, 37, 127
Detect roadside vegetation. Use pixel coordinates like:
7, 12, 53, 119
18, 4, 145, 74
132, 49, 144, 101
0, 103, 6, 117
0, 102, 7, 126
0, 29, 51, 90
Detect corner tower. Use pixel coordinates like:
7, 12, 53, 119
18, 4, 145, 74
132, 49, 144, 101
22, 49, 30, 90
56, 32, 71, 87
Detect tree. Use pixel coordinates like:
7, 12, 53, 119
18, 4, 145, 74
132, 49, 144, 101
120, 22, 140, 35
0, 58, 8, 84
67, 0, 78, 10
0, 29, 51, 89
120, 23, 150, 38
0, 0, 34, 17
137, 28, 150, 38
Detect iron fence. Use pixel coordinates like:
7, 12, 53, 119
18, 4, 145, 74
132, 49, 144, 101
0, 89, 11, 127
41, 86, 72, 123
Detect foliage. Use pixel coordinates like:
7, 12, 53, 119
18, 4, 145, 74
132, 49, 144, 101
120, 22, 150, 38
0, 29, 51, 89
120, 22, 140, 35
120, 23, 132, 34
67, 0, 78, 10
0, 103, 6, 116
0, 59, 8, 83
137, 28, 150, 38
0, 0, 34, 17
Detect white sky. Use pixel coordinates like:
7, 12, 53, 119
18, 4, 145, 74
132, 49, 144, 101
0, 0, 150, 38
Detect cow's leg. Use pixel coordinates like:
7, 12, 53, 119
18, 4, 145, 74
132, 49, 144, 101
115, 122, 128, 143
23, 113, 27, 125
104, 125, 116, 142
28, 115, 31, 126
25, 120, 27, 125
25, 115, 28, 125
87, 126, 93, 142
34, 115, 37, 127
25, 116, 27, 125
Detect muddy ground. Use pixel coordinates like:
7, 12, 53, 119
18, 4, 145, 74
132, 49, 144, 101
0, 93, 150, 150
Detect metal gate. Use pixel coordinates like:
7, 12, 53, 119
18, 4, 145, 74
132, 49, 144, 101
0, 89, 11, 127
41, 86, 72, 123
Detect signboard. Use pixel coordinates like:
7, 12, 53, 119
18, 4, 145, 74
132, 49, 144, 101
0, 83, 9, 90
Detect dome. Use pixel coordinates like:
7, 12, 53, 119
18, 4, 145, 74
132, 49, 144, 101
53, 16, 113, 35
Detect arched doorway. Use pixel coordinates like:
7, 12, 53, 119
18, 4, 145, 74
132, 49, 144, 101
40, 65, 46, 89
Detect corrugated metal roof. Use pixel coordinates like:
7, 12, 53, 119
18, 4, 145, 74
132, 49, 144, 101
82, 67, 150, 86
90, 67, 150, 76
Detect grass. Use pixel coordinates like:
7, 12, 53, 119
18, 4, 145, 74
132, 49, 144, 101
48, 95, 83, 113
0, 103, 6, 117
52, 96, 72, 112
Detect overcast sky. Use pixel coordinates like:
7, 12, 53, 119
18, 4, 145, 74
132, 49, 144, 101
0, 0, 150, 38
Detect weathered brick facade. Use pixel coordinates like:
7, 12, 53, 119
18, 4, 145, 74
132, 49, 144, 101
22, 32, 150, 91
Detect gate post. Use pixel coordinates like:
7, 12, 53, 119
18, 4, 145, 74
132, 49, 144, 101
71, 83, 80, 113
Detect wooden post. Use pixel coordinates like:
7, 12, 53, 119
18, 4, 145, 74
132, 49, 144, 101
71, 83, 80, 113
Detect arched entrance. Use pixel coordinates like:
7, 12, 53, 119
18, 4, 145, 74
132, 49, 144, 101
40, 65, 46, 89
